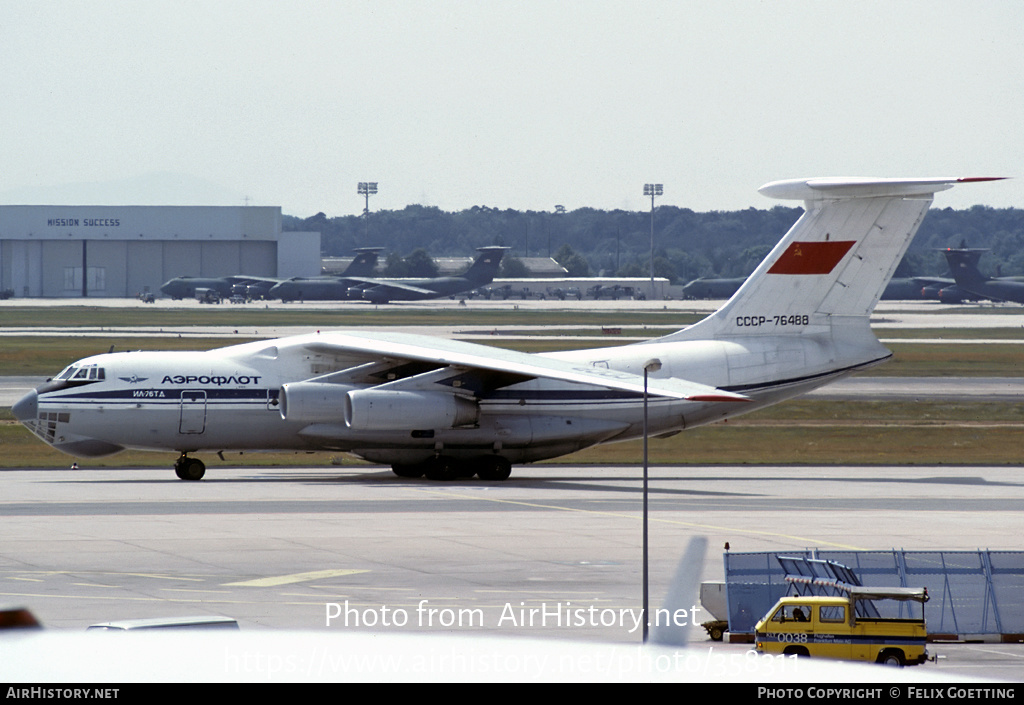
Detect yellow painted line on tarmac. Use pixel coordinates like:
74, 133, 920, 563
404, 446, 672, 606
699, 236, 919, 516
407, 487, 866, 551
224, 569, 369, 587
1, 570, 205, 582
0, 590, 339, 607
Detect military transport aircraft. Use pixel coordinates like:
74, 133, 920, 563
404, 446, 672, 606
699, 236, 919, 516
269, 246, 507, 303
942, 247, 1024, 304
682, 274, 955, 302
159, 247, 383, 300
13, 177, 1000, 482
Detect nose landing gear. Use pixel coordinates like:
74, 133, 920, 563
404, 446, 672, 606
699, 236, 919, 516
174, 454, 206, 481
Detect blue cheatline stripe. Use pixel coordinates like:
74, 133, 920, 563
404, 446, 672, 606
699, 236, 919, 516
49, 388, 277, 401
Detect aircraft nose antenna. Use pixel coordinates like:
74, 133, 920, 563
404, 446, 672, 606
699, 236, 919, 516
12, 390, 38, 423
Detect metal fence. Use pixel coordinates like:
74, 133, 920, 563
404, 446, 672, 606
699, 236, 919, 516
723, 549, 1024, 639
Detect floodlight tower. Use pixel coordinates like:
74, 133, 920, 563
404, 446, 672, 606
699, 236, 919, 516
643, 183, 663, 299
551, 204, 566, 257
358, 182, 378, 239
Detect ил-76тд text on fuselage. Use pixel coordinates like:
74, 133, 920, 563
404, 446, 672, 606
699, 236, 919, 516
13, 177, 1001, 481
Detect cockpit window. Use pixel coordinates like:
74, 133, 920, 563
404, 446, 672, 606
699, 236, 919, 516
55, 365, 104, 383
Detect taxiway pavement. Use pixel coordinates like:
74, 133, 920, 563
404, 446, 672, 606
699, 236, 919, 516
1, 463, 1022, 680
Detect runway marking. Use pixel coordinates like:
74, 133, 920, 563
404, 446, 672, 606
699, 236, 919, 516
408, 488, 866, 550
72, 583, 118, 589
960, 645, 1024, 659
3, 570, 205, 582
224, 568, 369, 587
0, 590, 350, 609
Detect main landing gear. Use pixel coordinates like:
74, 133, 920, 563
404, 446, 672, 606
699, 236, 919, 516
391, 455, 513, 482
174, 453, 206, 481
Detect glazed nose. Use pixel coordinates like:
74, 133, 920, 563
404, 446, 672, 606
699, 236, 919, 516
12, 389, 38, 422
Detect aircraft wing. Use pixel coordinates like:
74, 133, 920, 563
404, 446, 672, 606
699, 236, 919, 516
226, 275, 282, 286
343, 277, 441, 296
298, 331, 748, 402
364, 281, 441, 296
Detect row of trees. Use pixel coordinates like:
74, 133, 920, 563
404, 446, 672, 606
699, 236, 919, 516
284, 204, 1024, 282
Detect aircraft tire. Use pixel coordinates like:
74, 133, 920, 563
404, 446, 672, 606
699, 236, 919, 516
391, 463, 425, 479
475, 456, 512, 481
424, 457, 460, 481
176, 458, 206, 481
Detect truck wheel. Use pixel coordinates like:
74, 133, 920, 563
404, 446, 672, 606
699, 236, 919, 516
708, 625, 724, 641
879, 650, 905, 667
783, 646, 809, 657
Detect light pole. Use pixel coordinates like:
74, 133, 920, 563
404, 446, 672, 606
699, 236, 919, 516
642, 357, 662, 643
357, 182, 378, 239
551, 204, 565, 257
644, 183, 663, 300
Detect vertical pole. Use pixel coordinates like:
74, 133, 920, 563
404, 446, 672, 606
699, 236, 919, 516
364, 191, 370, 240
650, 192, 655, 300
642, 366, 649, 643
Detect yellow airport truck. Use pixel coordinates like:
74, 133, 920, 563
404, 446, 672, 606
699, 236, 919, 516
754, 587, 930, 666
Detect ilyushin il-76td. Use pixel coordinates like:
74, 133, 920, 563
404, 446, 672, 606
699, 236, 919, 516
13, 177, 1001, 481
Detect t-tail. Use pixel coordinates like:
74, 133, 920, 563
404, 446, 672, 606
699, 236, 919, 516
651, 177, 1004, 402
342, 247, 383, 277
462, 246, 508, 285
669, 177, 1003, 342
942, 247, 990, 289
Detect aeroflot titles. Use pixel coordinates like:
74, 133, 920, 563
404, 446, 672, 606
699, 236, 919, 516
161, 375, 262, 385
47, 218, 121, 227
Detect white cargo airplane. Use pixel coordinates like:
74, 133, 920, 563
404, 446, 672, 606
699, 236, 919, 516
13, 177, 999, 481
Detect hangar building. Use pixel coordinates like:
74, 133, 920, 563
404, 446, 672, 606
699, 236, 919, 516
0, 205, 320, 298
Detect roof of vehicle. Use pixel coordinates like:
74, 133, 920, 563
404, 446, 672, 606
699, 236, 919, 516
87, 615, 239, 631
775, 596, 849, 605
775, 587, 928, 604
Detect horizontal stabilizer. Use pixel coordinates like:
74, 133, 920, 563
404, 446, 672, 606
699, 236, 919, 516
759, 176, 1006, 202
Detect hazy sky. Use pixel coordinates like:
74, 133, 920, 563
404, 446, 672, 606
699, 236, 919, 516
2, 1, 1022, 216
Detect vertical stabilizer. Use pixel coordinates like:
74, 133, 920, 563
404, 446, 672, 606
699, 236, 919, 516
462, 246, 508, 285
343, 247, 383, 277
666, 178, 998, 342
942, 248, 990, 289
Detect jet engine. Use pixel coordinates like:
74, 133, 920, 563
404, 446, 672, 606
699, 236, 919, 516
344, 389, 479, 431
278, 382, 355, 423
